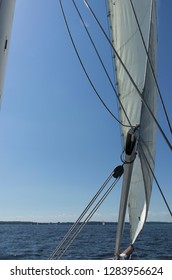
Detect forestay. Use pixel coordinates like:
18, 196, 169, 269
108, 0, 158, 243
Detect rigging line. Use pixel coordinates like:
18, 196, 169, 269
58, 0, 127, 127
56, 176, 121, 260
130, 0, 172, 137
139, 143, 172, 218
49, 169, 115, 259
83, 0, 172, 151
72, 0, 132, 129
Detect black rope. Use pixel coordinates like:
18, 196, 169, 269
72, 0, 132, 129
84, 0, 172, 151
59, 0, 130, 127
129, 0, 172, 137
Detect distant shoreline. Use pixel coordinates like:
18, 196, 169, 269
0, 221, 171, 225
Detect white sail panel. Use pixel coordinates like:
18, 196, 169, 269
108, 0, 157, 243
0, 0, 16, 101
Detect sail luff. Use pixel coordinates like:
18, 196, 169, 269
108, 0, 157, 248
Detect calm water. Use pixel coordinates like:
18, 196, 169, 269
0, 222, 171, 260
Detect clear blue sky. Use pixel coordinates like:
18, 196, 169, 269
0, 0, 171, 223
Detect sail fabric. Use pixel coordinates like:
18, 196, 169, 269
0, 0, 16, 101
108, 0, 157, 243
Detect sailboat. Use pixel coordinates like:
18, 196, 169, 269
0, 0, 171, 260
49, 0, 171, 260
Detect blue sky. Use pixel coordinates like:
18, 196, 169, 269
0, 0, 171, 223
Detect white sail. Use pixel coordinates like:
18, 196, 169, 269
108, 0, 157, 244
0, 0, 16, 102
